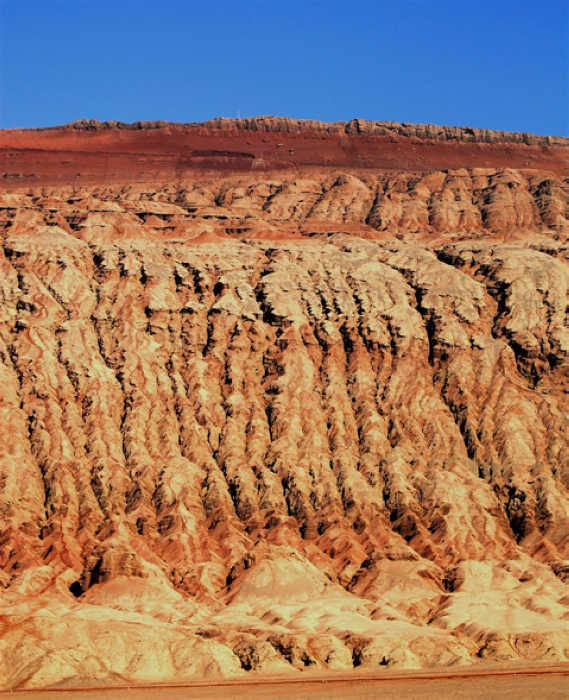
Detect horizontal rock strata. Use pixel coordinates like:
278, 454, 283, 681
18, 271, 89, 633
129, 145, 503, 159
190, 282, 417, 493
35, 116, 569, 147
1, 166, 567, 240
1, 117, 568, 187
0, 118, 569, 688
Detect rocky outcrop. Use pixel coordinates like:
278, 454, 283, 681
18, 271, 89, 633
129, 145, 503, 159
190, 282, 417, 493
1, 118, 569, 689
203, 116, 569, 146
43, 117, 569, 147
1, 117, 567, 187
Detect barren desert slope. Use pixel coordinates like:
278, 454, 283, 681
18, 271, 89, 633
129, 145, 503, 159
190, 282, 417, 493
1, 117, 569, 689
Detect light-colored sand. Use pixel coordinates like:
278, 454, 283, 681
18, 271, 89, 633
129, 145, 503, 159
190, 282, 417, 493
6, 665, 569, 700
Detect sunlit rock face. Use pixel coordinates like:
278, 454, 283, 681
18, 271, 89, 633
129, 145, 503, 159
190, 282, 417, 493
1, 119, 569, 689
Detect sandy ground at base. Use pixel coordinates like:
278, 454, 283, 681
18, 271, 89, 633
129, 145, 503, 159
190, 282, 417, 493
4, 665, 569, 700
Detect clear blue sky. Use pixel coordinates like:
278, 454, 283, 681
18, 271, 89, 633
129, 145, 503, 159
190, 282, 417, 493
1, 0, 568, 135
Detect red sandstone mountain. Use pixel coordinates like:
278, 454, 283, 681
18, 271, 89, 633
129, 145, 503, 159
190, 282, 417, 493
0, 117, 569, 689
2, 116, 568, 186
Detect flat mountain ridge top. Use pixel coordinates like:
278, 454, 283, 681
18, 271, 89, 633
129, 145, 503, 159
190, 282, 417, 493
1, 116, 568, 188
7, 116, 569, 146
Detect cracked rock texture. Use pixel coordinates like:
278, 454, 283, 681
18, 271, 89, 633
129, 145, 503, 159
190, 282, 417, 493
1, 119, 569, 689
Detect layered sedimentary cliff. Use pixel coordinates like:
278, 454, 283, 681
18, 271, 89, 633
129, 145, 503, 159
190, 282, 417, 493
2, 116, 568, 186
1, 119, 569, 689
39, 116, 569, 146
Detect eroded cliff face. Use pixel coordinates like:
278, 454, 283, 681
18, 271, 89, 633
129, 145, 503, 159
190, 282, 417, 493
2, 116, 568, 186
40, 116, 569, 146
2, 166, 567, 240
1, 120, 569, 688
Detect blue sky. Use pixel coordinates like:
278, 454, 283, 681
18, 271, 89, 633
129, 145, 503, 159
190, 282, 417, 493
1, 0, 567, 135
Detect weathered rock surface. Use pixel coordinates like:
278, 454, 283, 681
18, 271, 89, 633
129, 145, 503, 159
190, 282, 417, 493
1, 119, 569, 689
2, 116, 568, 187
41, 116, 569, 146
1, 166, 567, 241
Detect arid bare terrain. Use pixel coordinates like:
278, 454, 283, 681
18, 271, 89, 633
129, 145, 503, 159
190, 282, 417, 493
1, 117, 569, 690
6, 665, 569, 699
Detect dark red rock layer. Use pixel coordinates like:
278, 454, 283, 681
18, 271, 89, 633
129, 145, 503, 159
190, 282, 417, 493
1, 117, 567, 188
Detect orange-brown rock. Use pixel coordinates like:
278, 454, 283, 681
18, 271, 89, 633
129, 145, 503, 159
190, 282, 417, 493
2, 116, 568, 187
1, 119, 569, 689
